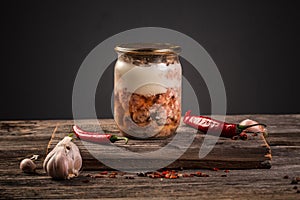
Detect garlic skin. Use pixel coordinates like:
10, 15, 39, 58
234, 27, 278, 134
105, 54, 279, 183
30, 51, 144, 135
20, 158, 36, 173
239, 119, 268, 137
43, 136, 82, 179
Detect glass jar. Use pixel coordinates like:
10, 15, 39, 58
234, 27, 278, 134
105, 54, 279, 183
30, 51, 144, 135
114, 43, 182, 139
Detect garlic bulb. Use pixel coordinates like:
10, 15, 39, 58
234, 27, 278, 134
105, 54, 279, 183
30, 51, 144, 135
239, 119, 268, 137
43, 136, 82, 179
20, 158, 36, 173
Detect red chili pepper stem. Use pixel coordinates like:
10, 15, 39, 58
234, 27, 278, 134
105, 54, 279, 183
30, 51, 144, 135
109, 135, 129, 144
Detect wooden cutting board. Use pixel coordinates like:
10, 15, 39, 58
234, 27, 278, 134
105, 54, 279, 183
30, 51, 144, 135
46, 119, 271, 171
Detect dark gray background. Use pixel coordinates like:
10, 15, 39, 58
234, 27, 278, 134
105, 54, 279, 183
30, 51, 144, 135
1, 0, 299, 119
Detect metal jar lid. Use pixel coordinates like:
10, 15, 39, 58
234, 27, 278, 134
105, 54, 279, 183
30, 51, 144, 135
115, 43, 181, 55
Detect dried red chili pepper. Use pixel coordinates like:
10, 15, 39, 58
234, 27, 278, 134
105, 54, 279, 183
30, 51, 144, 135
183, 111, 267, 138
169, 174, 178, 179
239, 132, 248, 140
72, 125, 128, 144
100, 171, 108, 175
195, 171, 202, 177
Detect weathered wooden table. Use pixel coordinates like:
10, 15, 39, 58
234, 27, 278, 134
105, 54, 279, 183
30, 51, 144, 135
1, 115, 300, 199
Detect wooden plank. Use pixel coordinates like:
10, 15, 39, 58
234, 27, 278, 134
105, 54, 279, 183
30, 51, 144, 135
47, 119, 271, 170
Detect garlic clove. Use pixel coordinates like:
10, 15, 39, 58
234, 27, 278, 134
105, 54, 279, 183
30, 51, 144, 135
20, 158, 36, 173
67, 141, 82, 176
43, 147, 57, 173
73, 155, 82, 176
46, 147, 69, 179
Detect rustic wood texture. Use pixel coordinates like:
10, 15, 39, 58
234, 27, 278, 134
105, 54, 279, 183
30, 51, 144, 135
1, 115, 300, 199
47, 119, 271, 170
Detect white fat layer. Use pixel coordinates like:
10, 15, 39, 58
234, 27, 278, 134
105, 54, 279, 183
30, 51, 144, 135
115, 60, 181, 96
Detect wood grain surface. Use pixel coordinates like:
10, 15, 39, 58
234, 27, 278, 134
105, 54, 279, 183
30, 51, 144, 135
1, 115, 300, 199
